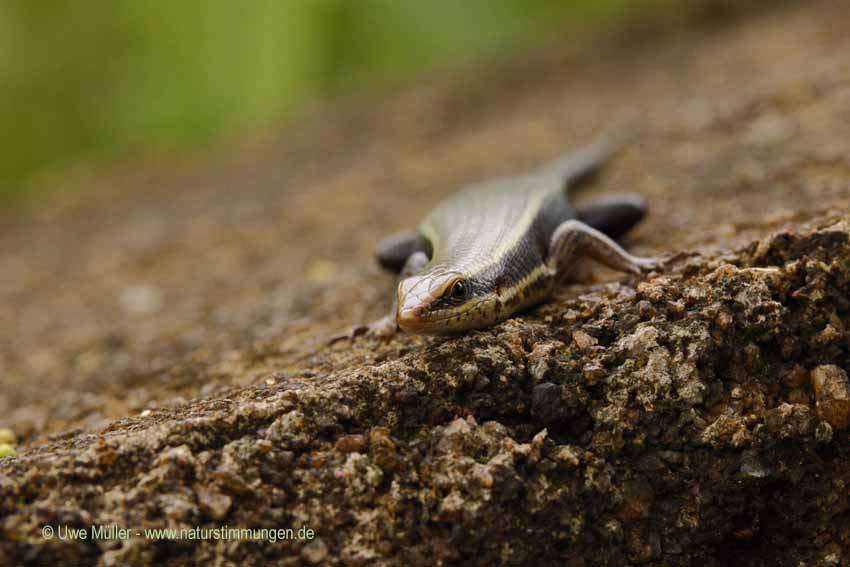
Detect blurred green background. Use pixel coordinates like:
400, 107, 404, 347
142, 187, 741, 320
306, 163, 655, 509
0, 0, 676, 202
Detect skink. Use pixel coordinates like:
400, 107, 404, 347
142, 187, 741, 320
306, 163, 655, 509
346, 131, 662, 338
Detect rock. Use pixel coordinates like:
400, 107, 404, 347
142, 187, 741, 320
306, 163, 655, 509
159, 493, 198, 521
743, 112, 793, 146
0, 429, 15, 444
582, 363, 606, 383
435, 417, 475, 454
531, 383, 566, 425
783, 365, 808, 388
118, 284, 164, 315
810, 365, 850, 429
572, 330, 597, 349
739, 450, 771, 480
764, 403, 813, 437
471, 463, 494, 489
554, 445, 581, 468
368, 427, 400, 470
528, 342, 559, 382
195, 486, 232, 520
3, 4, 850, 567
699, 414, 751, 448
616, 479, 655, 521
334, 434, 367, 453
301, 538, 328, 564
816, 421, 834, 444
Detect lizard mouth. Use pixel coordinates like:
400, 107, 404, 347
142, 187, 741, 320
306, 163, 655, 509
397, 297, 497, 335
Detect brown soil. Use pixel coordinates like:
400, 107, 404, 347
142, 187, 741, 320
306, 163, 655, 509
3, 1, 850, 565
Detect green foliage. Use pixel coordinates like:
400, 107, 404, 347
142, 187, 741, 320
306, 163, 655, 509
0, 0, 654, 200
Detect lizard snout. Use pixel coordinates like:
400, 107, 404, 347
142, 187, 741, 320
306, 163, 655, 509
396, 279, 431, 331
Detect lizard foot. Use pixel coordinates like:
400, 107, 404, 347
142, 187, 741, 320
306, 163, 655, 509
633, 254, 670, 274
327, 316, 398, 345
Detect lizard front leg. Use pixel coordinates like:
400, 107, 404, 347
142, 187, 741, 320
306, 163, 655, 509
547, 219, 663, 281
331, 251, 430, 343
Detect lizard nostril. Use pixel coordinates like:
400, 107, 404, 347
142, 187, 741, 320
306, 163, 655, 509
397, 303, 424, 324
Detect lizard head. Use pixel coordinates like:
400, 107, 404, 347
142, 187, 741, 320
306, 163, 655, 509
395, 270, 497, 334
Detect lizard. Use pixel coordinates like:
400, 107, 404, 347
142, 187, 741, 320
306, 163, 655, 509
341, 130, 664, 339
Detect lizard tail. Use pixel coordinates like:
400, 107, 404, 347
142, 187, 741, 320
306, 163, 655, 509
542, 122, 634, 193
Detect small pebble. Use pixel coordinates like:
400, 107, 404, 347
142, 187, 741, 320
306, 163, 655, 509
335, 434, 367, 453
555, 446, 581, 467
783, 365, 807, 388
811, 365, 850, 430
572, 330, 597, 349
617, 479, 654, 521
301, 538, 328, 564
119, 284, 164, 315
472, 464, 494, 489
0, 428, 15, 444
196, 486, 232, 520
739, 450, 770, 480
816, 421, 834, 443
531, 383, 565, 425
307, 260, 337, 284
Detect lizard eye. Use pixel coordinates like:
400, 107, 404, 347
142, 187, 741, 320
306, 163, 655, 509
448, 279, 467, 301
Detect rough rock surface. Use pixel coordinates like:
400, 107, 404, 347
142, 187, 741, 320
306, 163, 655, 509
3, 2, 850, 566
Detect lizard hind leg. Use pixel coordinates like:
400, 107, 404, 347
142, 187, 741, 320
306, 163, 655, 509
375, 230, 431, 273
547, 219, 662, 281
575, 193, 647, 240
